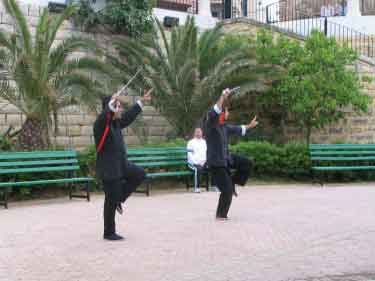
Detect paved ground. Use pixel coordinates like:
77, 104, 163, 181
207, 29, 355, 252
1, 184, 375, 281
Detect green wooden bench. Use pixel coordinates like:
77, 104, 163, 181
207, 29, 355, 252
127, 147, 197, 196
0, 150, 93, 209
309, 144, 375, 185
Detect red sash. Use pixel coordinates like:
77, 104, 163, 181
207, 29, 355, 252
96, 112, 111, 153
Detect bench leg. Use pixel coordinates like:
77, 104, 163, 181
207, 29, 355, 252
4, 189, 8, 209
205, 171, 209, 191
1, 189, 8, 209
311, 170, 324, 187
146, 179, 150, 196
69, 183, 73, 200
185, 176, 190, 190
70, 182, 91, 201
86, 181, 91, 202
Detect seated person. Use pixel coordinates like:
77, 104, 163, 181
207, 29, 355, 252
187, 127, 207, 193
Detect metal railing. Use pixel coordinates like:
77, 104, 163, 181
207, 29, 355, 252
362, 0, 375, 14
155, 0, 199, 14
223, 0, 375, 58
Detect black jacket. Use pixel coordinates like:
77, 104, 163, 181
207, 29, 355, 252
93, 103, 142, 180
205, 107, 247, 167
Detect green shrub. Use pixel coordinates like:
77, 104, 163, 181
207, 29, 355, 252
231, 141, 310, 179
103, 0, 154, 37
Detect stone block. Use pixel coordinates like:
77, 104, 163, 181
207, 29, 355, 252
124, 135, 140, 146
352, 118, 369, 125
61, 105, 82, 114
0, 114, 5, 125
142, 106, 158, 115
68, 115, 89, 126
353, 135, 373, 142
72, 136, 93, 147
148, 136, 167, 144
56, 126, 68, 137
55, 136, 71, 147
81, 126, 94, 136
152, 116, 170, 126
1, 13, 14, 25
329, 127, 343, 134
2, 103, 21, 114
67, 125, 81, 137
149, 126, 167, 136
6, 114, 22, 126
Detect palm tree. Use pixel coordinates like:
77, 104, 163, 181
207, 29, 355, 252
110, 17, 272, 138
0, 0, 115, 149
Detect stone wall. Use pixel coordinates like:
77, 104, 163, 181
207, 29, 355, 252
222, 19, 375, 144
0, 2, 172, 150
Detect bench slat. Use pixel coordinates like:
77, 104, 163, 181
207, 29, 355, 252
0, 177, 93, 188
0, 150, 76, 160
127, 150, 187, 156
127, 155, 186, 161
310, 151, 375, 156
310, 156, 375, 161
136, 161, 187, 167
0, 165, 79, 174
146, 171, 193, 178
310, 144, 375, 150
0, 159, 78, 167
312, 166, 375, 171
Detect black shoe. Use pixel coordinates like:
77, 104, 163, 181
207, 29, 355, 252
103, 233, 124, 241
216, 216, 229, 221
116, 203, 123, 215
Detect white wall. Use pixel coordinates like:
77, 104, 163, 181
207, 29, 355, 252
153, 8, 217, 30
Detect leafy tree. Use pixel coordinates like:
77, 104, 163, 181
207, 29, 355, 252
256, 29, 370, 143
73, 0, 154, 37
111, 17, 271, 137
0, 0, 114, 149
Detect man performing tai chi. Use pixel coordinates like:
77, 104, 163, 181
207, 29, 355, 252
94, 88, 152, 241
205, 88, 258, 220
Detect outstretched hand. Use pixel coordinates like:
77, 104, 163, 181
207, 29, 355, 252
142, 88, 153, 103
246, 116, 258, 129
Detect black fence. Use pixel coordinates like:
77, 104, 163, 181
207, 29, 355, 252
156, 0, 199, 14
362, 0, 375, 14
221, 0, 375, 58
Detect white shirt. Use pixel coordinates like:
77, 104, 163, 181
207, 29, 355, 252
187, 138, 207, 166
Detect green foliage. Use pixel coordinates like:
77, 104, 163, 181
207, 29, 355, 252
231, 141, 311, 178
103, 0, 154, 37
0, 0, 116, 149
256, 29, 371, 143
361, 75, 373, 83
111, 17, 271, 137
73, 0, 154, 37
72, 0, 101, 31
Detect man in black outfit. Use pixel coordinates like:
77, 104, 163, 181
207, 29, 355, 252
205, 88, 258, 220
94, 90, 152, 241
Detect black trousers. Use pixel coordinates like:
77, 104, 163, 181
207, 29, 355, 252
102, 161, 146, 236
211, 154, 252, 218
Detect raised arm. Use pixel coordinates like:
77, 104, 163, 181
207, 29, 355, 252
118, 89, 153, 129
205, 88, 230, 129
118, 102, 142, 129
227, 116, 259, 137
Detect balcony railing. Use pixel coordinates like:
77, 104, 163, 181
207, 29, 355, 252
362, 0, 375, 15
156, 0, 199, 14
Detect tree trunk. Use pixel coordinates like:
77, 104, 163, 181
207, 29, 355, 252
18, 117, 49, 150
